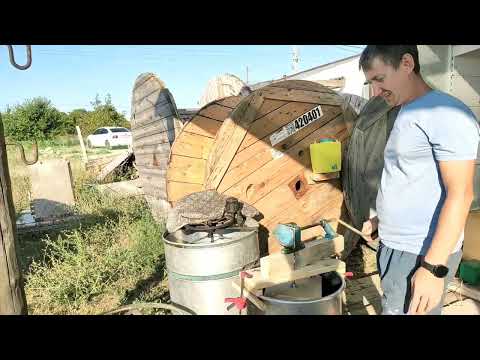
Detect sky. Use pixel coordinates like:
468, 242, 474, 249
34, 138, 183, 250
0, 45, 364, 116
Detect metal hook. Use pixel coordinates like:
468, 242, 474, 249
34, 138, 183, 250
6, 139, 39, 165
5, 45, 32, 70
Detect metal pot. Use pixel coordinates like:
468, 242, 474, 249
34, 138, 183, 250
163, 228, 259, 315
252, 271, 345, 315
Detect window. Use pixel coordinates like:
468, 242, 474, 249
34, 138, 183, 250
110, 128, 129, 133
93, 128, 104, 135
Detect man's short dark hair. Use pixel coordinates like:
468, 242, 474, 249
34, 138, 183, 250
359, 45, 420, 74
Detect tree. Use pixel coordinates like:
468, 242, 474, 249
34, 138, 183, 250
2, 97, 67, 141
78, 94, 130, 136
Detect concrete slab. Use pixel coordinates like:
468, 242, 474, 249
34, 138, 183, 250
29, 159, 75, 221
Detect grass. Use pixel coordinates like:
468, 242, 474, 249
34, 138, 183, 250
7, 136, 168, 315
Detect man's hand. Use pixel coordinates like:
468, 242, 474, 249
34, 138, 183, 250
408, 266, 444, 315
361, 216, 379, 242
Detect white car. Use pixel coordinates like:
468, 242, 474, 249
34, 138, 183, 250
86, 127, 132, 149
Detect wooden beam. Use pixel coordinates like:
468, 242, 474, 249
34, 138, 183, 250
244, 259, 346, 291
76, 126, 88, 164
0, 116, 27, 314
260, 235, 344, 279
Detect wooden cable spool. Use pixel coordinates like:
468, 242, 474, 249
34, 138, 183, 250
166, 96, 243, 204
130, 73, 183, 221
201, 80, 359, 256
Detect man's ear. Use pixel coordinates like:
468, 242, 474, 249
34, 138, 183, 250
400, 53, 415, 74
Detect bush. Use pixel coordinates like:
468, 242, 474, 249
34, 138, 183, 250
2, 97, 69, 141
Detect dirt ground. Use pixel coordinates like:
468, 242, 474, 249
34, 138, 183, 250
346, 239, 379, 279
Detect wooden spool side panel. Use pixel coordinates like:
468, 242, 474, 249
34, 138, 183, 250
206, 81, 354, 254
166, 97, 242, 205
218, 105, 343, 193
131, 74, 183, 221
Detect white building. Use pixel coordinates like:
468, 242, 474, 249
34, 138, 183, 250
251, 45, 480, 122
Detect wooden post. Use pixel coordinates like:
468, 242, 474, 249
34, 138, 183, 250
76, 126, 88, 164
0, 114, 28, 315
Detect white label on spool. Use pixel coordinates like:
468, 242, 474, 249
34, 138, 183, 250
269, 105, 324, 146
271, 148, 285, 160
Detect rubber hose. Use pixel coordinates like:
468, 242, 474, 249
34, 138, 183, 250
101, 302, 192, 315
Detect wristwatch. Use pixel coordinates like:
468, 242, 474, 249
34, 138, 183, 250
421, 259, 449, 278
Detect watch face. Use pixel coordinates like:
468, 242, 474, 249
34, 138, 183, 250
434, 265, 449, 278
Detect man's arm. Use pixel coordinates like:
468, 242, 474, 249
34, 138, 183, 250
425, 159, 475, 265
409, 159, 475, 315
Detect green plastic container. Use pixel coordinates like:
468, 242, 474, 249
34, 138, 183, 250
459, 260, 480, 285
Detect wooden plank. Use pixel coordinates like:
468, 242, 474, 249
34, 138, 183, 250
166, 156, 206, 184
132, 75, 165, 102
204, 94, 265, 190
166, 181, 203, 203
252, 98, 288, 120
132, 110, 175, 133
197, 104, 233, 121
132, 104, 177, 129
243, 259, 345, 291
133, 89, 170, 115
135, 153, 169, 168
132, 132, 175, 148
218, 112, 347, 199
97, 151, 133, 181
230, 105, 341, 171
259, 86, 344, 106
238, 102, 320, 152
260, 235, 344, 280
170, 132, 214, 160
132, 142, 171, 156
270, 80, 339, 93
215, 96, 243, 109
136, 167, 167, 180
0, 116, 27, 314
183, 115, 223, 138
76, 126, 88, 163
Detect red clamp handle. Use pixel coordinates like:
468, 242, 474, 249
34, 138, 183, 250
225, 297, 247, 310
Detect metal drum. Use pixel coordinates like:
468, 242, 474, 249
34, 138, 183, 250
163, 228, 259, 315
252, 271, 345, 315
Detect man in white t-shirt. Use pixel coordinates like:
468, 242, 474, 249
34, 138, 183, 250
359, 45, 479, 315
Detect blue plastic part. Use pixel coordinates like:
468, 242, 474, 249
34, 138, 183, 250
273, 223, 299, 248
322, 221, 337, 241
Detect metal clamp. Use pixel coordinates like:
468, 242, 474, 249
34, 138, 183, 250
5, 45, 32, 70
5, 139, 39, 165
225, 271, 253, 314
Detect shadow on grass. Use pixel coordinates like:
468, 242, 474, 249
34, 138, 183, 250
120, 253, 169, 306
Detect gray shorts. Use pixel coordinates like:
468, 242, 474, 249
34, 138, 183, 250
376, 242, 462, 315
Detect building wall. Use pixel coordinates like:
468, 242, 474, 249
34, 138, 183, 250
288, 55, 369, 98
418, 45, 452, 92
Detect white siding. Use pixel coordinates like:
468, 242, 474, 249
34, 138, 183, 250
418, 45, 452, 92
288, 56, 367, 98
